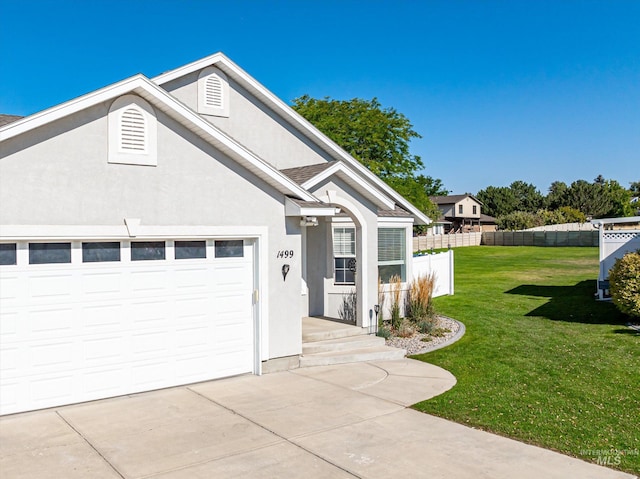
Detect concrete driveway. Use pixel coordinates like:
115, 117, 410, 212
0, 359, 634, 478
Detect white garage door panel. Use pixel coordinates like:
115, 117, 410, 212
82, 272, 123, 295
29, 273, 75, 299
0, 240, 256, 415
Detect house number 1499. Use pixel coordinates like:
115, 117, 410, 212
276, 250, 294, 258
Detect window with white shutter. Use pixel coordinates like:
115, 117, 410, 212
198, 67, 229, 117
378, 228, 406, 283
108, 95, 157, 166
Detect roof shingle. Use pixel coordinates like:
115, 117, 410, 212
280, 162, 336, 185
0, 114, 23, 127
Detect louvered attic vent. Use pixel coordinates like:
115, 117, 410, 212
197, 67, 229, 117
204, 75, 224, 109
108, 95, 157, 166
120, 108, 146, 152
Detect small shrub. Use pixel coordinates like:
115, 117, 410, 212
377, 326, 391, 339
417, 319, 436, 334
497, 211, 544, 231
609, 250, 640, 318
431, 327, 451, 338
396, 318, 415, 338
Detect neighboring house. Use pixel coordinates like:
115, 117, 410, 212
430, 194, 496, 232
0, 53, 430, 414
591, 216, 640, 300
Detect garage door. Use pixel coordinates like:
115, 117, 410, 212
0, 239, 256, 415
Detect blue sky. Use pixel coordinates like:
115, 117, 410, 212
1, 0, 638, 195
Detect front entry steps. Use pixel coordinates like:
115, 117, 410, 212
300, 317, 406, 367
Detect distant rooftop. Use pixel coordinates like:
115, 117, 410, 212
430, 194, 483, 205
0, 114, 23, 127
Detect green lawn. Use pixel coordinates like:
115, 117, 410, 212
412, 246, 639, 475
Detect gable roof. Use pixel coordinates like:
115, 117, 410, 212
281, 161, 395, 210
431, 194, 483, 206
280, 162, 335, 185
0, 74, 317, 203
153, 53, 431, 225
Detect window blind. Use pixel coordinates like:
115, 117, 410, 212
333, 227, 355, 256
378, 228, 405, 263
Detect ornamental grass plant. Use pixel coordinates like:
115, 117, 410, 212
406, 272, 436, 323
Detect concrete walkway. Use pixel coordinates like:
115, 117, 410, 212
0, 359, 634, 478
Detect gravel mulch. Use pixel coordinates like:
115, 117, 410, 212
385, 316, 463, 355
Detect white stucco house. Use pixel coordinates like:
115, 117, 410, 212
0, 53, 430, 414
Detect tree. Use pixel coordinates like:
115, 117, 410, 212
562, 177, 632, 218
509, 180, 544, 213
419, 175, 449, 197
565, 179, 612, 218
292, 95, 446, 220
545, 181, 569, 210
385, 174, 445, 222
629, 181, 640, 197
292, 95, 423, 179
556, 206, 587, 223
602, 179, 633, 217
476, 186, 517, 217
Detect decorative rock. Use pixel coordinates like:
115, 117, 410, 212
385, 316, 462, 355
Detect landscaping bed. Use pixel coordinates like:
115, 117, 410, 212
385, 315, 460, 354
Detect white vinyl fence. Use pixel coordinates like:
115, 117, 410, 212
377, 251, 454, 321
597, 229, 640, 300
412, 250, 454, 297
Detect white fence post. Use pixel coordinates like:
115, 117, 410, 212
448, 249, 454, 295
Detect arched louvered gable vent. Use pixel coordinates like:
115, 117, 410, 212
120, 107, 146, 152
204, 74, 224, 109
108, 95, 157, 166
198, 67, 229, 117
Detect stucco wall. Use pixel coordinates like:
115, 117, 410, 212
0, 102, 303, 360
162, 73, 334, 171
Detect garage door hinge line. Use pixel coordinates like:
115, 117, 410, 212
56, 411, 126, 479
187, 387, 363, 479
